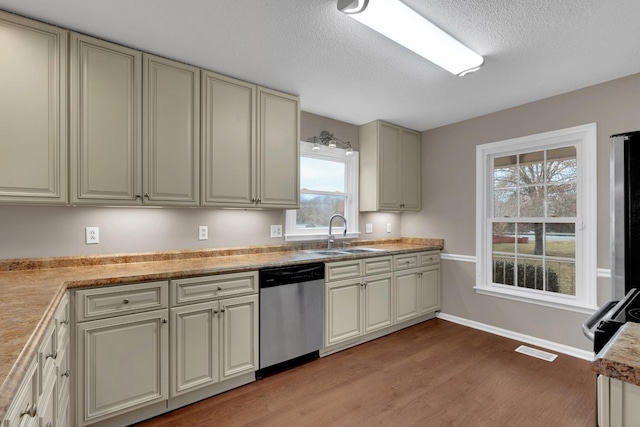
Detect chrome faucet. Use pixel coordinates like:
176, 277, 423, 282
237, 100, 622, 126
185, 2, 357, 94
328, 214, 347, 249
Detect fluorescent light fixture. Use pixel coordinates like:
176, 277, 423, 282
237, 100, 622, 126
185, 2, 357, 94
337, 0, 484, 76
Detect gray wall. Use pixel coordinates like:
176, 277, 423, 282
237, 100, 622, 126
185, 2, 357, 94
0, 112, 401, 259
402, 72, 640, 351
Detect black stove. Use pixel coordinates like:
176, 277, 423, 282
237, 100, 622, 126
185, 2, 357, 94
584, 288, 640, 353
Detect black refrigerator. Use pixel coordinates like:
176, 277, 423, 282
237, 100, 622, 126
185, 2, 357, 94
611, 130, 640, 299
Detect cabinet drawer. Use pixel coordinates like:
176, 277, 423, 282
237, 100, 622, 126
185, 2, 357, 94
4, 356, 38, 427
75, 281, 169, 322
171, 271, 258, 305
420, 251, 440, 266
363, 256, 392, 276
55, 293, 70, 351
326, 260, 362, 282
38, 323, 56, 396
394, 254, 418, 270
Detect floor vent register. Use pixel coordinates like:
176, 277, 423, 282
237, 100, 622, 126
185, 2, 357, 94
515, 345, 558, 362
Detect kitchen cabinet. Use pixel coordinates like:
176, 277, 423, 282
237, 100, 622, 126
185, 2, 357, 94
70, 32, 142, 205
201, 74, 299, 209
394, 251, 441, 322
143, 54, 200, 206
171, 294, 258, 397
325, 257, 393, 346
359, 120, 421, 212
75, 282, 169, 426
0, 11, 68, 205
3, 293, 70, 427
597, 374, 640, 427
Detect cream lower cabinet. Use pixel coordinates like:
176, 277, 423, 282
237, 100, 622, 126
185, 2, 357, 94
3, 293, 70, 427
170, 294, 258, 397
394, 251, 441, 323
598, 374, 640, 427
0, 11, 67, 205
325, 257, 393, 346
75, 281, 169, 426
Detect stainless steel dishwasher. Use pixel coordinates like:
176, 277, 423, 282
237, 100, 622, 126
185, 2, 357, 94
257, 263, 324, 378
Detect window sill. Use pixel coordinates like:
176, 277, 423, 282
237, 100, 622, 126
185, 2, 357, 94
474, 286, 598, 315
284, 231, 361, 243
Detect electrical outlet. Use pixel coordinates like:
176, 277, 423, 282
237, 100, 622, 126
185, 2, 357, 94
199, 225, 208, 240
85, 227, 99, 244
270, 225, 283, 238
386, 223, 392, 233
365, 224, 373, 233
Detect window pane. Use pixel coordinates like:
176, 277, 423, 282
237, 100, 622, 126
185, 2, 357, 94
517, 223, 543, 256
519, 151, 544, 186
297, 194, 346, 228
547, 260, 575, 295
518, 256, 544, 290
494, 156, 517, 188
545, 223, 575, 259
493, 255, 515, 286
493, 222, 515, 253
300, 157, 345, 192
547, 147, 577, 183
519, 186, 545, 217
548, 183, 577, 217
494, 189, 517, 217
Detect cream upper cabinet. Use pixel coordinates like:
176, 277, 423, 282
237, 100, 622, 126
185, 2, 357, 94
201, 78, 300, 209
143, 54, 200, 206
359, 120, 421, 212
201, 71, 256, 207
0, 11, 67, 205
257, 87, 300, 209
70, 32, 142, 205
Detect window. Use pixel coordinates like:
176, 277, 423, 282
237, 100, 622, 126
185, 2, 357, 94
285, 141, 359, 241
475, 123, 597, 312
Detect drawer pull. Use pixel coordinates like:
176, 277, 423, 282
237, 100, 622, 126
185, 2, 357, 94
20, 403, 37, 418
217, 286, 222, 291
62, 370, 70, 378
60, 318, 69, 325
123, 298, 130, 304
46, 350, 58, 360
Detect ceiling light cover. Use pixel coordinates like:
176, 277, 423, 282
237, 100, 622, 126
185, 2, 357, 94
338, 0, 484, 76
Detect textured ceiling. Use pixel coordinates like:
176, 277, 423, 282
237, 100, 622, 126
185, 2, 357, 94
1, 0, 639, 131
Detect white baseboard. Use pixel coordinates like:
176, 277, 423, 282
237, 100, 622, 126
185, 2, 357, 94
437, 312, 594, 361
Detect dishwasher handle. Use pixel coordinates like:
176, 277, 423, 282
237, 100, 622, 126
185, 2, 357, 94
259, 263, 325, 288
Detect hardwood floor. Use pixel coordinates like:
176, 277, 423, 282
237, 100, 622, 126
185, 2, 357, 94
136, 319, 596, 427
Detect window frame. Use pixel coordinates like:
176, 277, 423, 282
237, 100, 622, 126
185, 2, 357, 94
475, 123, 597, 313
285, 141, 359, 242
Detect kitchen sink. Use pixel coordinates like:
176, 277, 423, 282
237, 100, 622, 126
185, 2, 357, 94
308, 247, 384, 256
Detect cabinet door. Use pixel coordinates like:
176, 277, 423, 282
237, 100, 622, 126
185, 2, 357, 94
70, 33, 142, 205
325, 278, 362, 345
171, 301, 219, 397
420, 265, 441, 314
0, 12, 67, 204
395, 270, 420, 323
143, 54, 199, 206
220, 295, 259, 379
363, 273, 393, 333
201, 71, 256, 207
76, 310, 168, 426
257, 87, 300, 208
378, 122, 402, 210
401, 129, 421, 211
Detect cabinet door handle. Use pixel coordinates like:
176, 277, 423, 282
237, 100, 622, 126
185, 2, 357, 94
62, 370, 70, 378
217, 286, 222, 291
213, 309, 219, 314
162, 318, 167, 324
45, 422, 52, 427
220, 307, 226, 313
144, 193, 150, 198
20, 403, 36, 418
46, 350, 57, 360
135, 194, 141, 199
60, 318, 69, 325
123, 299, 130, 304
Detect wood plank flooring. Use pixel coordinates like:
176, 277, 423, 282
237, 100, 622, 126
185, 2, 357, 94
135, 319, 596, 427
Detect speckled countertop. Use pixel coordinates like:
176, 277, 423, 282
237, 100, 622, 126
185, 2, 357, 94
0, 238, 443, 419
592, 322, 640, 387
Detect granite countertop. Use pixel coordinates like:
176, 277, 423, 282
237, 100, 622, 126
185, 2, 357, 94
0, 237, 443, 419
592, 322, 640, 387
